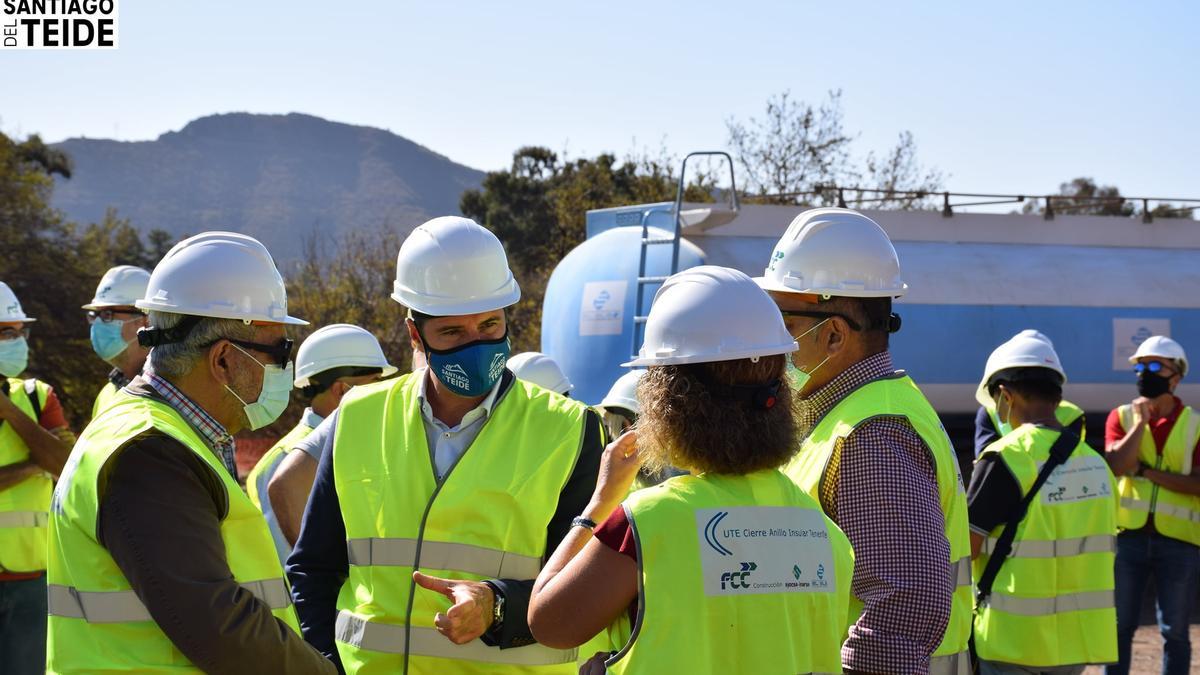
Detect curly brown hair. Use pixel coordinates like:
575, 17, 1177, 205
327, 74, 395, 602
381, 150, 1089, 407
635, 354, 797, 476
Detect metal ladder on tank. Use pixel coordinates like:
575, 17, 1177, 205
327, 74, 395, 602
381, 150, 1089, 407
630, 151, 740, 359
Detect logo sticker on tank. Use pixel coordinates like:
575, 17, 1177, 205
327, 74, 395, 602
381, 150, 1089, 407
696, 506, 836, 596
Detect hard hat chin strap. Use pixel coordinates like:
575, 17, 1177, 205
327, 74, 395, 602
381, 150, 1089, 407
137, 315, 204, 347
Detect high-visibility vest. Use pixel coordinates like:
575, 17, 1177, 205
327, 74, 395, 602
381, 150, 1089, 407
46, 394, 300, 673
604, 470, 853, 675
332, 373, 589, 674
1115, 404, 1200, 545
246, 419, 317, 562
987, 399, 1086, 440
91, 380, 123, 421
973, 425, 1118, 666
786, 372, 973, 675
0, 377, 52, 573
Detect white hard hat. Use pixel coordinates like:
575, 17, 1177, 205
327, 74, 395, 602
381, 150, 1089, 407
1130, 335, 1188, 376
1015, 329, 1053, 347
624, 266, 797, 367
600, 369, 645, 415
507, 351, 573, 395
136, 231, 306, 325
294, 324, 399, 388
754, 207, 907, 298
391, 216, 521, 316
976, 332, 1067, 407
0, 282, 35, 323
83, 265, 152, 310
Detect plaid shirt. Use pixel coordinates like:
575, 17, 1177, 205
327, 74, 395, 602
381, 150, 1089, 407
797, 351, 952, 675
145, 371, 238, 478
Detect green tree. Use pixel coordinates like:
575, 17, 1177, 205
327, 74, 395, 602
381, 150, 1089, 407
0, 131, 173, 428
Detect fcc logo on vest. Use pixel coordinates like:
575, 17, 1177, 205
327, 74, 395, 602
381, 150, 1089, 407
697, 507, 837, 597
2, 0, 118, 49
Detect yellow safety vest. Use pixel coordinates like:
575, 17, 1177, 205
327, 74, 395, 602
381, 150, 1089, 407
787, 372, 973, 675
0, 377, 52, 573
246, 419, 317, 563
332, 373, 589, 674
90, 380, 123, 421
46, 394, 300, 673
973, 425, 1117, 667
605, 470, 853, 675
1115, 404, 1200, 545
987, 399, 1086, 440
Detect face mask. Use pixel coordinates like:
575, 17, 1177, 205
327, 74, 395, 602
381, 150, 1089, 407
0, 337, 29, 377
1137, 371, 1172, 398
785, 319, 831, 394
423, 332, 511, 398
224, 343, 294, 430
90, 320, 135, 362
995, 392, 1013, 434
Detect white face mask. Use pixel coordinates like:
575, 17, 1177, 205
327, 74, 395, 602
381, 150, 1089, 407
785, 318, 831, 393
224, 343, 294, 430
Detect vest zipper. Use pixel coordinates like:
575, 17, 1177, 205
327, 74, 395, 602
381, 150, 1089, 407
1148, 455, 1164, 516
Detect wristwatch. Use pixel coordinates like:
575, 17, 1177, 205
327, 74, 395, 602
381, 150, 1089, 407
483, 581, 505, 632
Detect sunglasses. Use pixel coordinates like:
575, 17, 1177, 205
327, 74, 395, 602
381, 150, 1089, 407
1134, 362, 1173, 375
779, 310, 863, 332
0, 327, 30, 341
87, 309, 144, 325
208, 337, 295, 368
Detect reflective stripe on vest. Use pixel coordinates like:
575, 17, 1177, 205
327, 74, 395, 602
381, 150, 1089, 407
336, 611, 577, 665
346, 538, 542, 579
952, 555, 971, 588
788, 373, 972, 662
48, 578, 292, 623
0, 510, 48, 528
984, 533, 1114, 559
985, 589, 1114, 616
928, 650, 972, 675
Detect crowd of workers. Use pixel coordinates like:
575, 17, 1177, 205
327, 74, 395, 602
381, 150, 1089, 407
0, 208, 1195, 675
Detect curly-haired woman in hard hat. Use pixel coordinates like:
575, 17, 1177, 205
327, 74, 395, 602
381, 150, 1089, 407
528, 266, 853, 675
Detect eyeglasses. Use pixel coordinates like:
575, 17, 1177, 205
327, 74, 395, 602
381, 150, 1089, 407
87, 309, 143, 325
0, 327, 30, 341
779, 310, 863, 332
1134, 361, 1173, 375
216, 337, 295, 368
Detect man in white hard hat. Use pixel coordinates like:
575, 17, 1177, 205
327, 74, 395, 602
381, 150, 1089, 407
966, 338, 1117, 672
755, 208, 971, 675
46, 233, 334, 674
598, 369, 644, 443
973, 330, 1087, 460
507, 351, 573, 396
0, 280, 73, 675
288, 216, 604, 674
246, 323, 396, 563
82, 265, 152, 419
1104, 335, 1200, 675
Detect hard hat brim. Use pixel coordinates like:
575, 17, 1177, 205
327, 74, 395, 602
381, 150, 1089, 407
294, 363, 399, 388
622, 342, 796, 368
81, 301, 144, 311
752, 275, 908, 298
135, 298, 308, 326
390, 283, 521, 317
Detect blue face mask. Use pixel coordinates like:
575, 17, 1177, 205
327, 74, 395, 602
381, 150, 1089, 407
423, 332, 511, 398
90, 320, 134, 362
0, 337, 29, 377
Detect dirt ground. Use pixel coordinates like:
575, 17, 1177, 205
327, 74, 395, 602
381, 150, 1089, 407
1081, 625, 1200, 674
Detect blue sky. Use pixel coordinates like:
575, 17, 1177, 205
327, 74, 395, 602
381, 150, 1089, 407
1, 1, 1196, 201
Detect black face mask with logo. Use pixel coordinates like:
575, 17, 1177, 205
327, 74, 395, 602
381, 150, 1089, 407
1137, 371, 1172, 398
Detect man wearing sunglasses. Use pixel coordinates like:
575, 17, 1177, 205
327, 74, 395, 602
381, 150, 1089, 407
288, 217, 604, 674
0, 280, 74, 675
755, 208, 971, 675
82, 265, 152, 420
46, 232, 334, 674
1104, 335, 1200, 675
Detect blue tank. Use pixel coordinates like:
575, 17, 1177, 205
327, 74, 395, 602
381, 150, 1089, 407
541, 225, 706, 405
